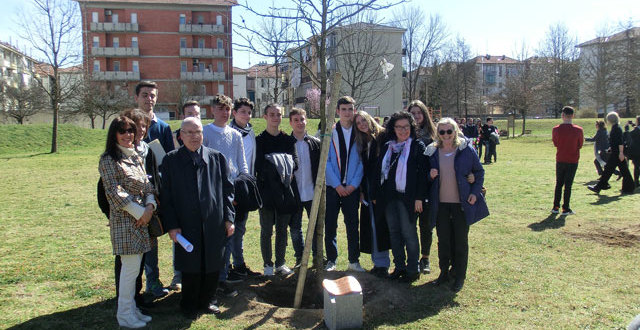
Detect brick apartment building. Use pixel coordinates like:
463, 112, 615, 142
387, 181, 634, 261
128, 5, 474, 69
75, 0, 237, 119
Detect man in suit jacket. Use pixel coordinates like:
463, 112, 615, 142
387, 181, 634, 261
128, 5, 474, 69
136, 81, 174, 153
160, 117, 235, 317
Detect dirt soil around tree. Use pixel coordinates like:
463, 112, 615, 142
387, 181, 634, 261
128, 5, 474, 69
199, 268, 420, 328
566, 224, 640, 248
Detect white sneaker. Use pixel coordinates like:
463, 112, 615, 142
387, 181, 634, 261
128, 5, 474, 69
135, 308, 152, 322
325, 261, 337, 271
347, 262, 366, 272
275, 265, 293, 276
117, 311, 147, 328
264, 266, 274, 276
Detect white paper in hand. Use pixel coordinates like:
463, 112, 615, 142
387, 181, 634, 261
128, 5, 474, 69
147, 139, 166, 166
176, 233, 193, 252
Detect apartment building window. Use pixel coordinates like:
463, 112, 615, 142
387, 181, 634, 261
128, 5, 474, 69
261, 79, 265, 88
499, 66, 502, 77
179, 14, 186, 24
200, 84, 206, 95
181, 61, 187, 72
113, 37, 119, 48
216, 15, 222, 25
217, 62, 223, 72
92, 12, 99, 23
218, 84, 224, 94
131, 37, 138, 48
217, 39, 223, 49
112, 14, 119, 23
198, 38, 205, 49
197, 15, 204, 24
131, 13, 137, 24
199, 63, 205, 72
180, 38, 187, 48
92, 36, 99, 48
93, 60, 100, 72
132, 60, 139, 73
113, 61, 120, 72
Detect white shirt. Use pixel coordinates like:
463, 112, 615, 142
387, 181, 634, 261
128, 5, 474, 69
341, 125, 352, 151
242, 132, 255, 175
294, 137, 314, 202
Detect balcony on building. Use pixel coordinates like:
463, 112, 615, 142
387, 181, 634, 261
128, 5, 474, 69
91, 47, 139, 57
180, 48, 225, 58
179, 23, 225, 34
89, 22, 139, 32
180, 71, 225, 81
92, 71, 140, 81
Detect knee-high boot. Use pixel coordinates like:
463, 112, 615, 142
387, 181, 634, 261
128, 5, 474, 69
117, 254, 147, 328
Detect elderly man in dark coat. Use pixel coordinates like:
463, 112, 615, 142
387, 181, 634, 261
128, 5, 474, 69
161, 117, 235, 317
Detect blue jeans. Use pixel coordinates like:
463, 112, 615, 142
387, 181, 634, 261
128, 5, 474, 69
219, 210, 248, 281
385, 198, 419, 274
260, 208, 292, 268
144, 239, 160, 290
325, 186, 360, 264
291, 201, 315, 262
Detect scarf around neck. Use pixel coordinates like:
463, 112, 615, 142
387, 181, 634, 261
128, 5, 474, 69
381, 138, 412, 193
231, 119, 253, 137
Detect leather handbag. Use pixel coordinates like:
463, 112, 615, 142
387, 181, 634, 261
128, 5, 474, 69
148, 212, 165, 237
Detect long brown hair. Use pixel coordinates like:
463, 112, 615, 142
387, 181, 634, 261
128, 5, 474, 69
407, 100, 436, 140
104, 116, 137, 161
354, 110, 385, 157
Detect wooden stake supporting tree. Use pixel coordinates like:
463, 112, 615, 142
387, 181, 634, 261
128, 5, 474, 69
294, 72, 342, 309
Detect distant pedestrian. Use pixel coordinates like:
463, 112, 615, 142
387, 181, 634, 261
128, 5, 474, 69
551, 106, 583, 215
585, 120, 608, 176
588, 112, 635, 194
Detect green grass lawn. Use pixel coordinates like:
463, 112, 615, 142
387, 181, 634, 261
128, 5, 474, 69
0, 118, 639, 329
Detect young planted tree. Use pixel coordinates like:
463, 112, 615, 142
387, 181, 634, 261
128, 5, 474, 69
19, 0, 81, 152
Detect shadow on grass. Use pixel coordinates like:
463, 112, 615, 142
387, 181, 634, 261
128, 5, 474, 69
590, 194, 622, 205
0, 152, 50, 160
363, 281, 458, 328
7, 294, 195, 330
528, 214, 566, 231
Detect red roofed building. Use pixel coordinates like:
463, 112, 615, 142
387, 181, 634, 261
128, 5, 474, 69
74, 0, 237, 118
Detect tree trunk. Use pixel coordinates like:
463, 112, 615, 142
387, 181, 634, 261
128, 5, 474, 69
293, 72, 341, 309
50, 102, 59, 153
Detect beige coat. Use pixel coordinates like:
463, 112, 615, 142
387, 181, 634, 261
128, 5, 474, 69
98, 150, 154, 255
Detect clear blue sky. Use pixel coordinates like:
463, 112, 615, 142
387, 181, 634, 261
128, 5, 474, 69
2, 0, 638, 67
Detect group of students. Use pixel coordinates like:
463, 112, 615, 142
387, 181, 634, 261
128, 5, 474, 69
98, 81, 491, 327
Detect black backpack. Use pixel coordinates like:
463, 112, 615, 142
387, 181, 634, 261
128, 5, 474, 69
97, 178, 110, 218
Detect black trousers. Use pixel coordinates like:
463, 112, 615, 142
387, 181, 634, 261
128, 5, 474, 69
180, 271, 220, 311
115, 254, 145, 304
596, 154, 632, 189
554, 162, 578, 210
417, 205, 432, 257
436, 203, 469, 281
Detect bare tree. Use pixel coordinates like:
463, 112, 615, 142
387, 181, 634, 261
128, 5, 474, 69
18, 0, 81, 153
69, 79, 130, 129
392, 7, 447, 101
578, 25, 618, 115
616, 21, 640, 117
537, 23, 580, 118
235, 2, 296, 107
1, 81, 48, 124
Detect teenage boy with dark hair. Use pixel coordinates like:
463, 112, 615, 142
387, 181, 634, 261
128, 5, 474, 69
135, 81, 174, 153
481, 117, 498, 164
133, 80, 171, 300
173, 100, 201, 148
202, 94, 247, 297
225, 97, 261, 281
289, 108, 321, 267
551, 106, 583, 215
325, 96, 365, 272
255, 104, 299, 276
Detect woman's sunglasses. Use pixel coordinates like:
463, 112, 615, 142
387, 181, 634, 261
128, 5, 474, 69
117, 127, 136, 134
438, 129, 453, 135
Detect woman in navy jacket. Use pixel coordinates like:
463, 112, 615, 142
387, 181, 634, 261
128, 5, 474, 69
426, 117, 489, 292
372, 111, 428, 283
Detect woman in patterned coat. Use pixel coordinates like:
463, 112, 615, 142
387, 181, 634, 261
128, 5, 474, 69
98, 116, 156, 328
